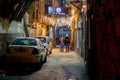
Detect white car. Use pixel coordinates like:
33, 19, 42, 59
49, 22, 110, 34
5, 37, 47, 64
35, 36, 52, 54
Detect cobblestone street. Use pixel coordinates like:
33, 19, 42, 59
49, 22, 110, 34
0, 48, 88, 80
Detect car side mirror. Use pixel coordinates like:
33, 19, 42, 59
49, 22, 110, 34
44, 46, 46, 48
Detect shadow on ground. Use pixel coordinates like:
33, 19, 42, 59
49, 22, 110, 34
62, 60, 88, 80
0, 63, 43, 76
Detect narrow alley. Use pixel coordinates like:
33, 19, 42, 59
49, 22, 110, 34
0, 48, 87, 80
0, 0, 120, 80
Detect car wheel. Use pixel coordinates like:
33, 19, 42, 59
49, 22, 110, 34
40, 55, 43, 63
43, 54, 47, 63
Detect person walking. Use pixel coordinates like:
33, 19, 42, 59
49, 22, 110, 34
64, 34, 70, 52
48, 40, 52, 54
60, 36, 64, 52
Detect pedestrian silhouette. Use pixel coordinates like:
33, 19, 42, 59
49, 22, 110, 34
64, 34, 70, 52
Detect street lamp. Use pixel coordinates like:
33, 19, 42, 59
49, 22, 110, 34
78, 18, 82, 29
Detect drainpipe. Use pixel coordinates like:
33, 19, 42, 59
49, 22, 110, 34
23, 14, 29, 37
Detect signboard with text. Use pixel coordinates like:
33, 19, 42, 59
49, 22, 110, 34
48, 6, 68, 15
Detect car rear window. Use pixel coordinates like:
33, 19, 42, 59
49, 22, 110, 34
11, 38, 37, 46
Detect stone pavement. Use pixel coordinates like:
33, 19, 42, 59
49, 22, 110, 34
0, 48, 88, 80
49, 48, 88, 80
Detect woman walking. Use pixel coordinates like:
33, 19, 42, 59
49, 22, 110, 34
60, 36, 64, 52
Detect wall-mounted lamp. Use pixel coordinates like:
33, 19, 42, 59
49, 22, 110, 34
78, 18, 82, 29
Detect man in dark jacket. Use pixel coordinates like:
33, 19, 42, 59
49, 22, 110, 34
64, 34, 70, 52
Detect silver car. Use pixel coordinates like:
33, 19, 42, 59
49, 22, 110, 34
5, 37, 47, 64
35, 36, 52, 54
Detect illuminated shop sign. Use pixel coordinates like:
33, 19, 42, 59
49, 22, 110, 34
48, 6, 68, 15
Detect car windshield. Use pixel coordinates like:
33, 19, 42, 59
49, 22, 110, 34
36, 37, 46, 43
11, 38, 37, 46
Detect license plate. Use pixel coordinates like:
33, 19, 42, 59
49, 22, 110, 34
15, 48, 26, 52
15, 47, 28, 52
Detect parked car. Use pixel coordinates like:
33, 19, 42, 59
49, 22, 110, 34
35, 36, 52, 54
5, 37, 47, 64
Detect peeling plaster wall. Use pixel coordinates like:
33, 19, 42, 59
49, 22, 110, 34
35, 24, 47, 36
42, 25, 47, 36
0, 22, 5, 33
0, 13, 29, 35
36, 24, 42, 36
8, 13, 29, 36
8, 20, 24, 34
0, 18, 9, 32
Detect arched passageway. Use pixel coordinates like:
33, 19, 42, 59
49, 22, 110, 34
56, 26, 70, 46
